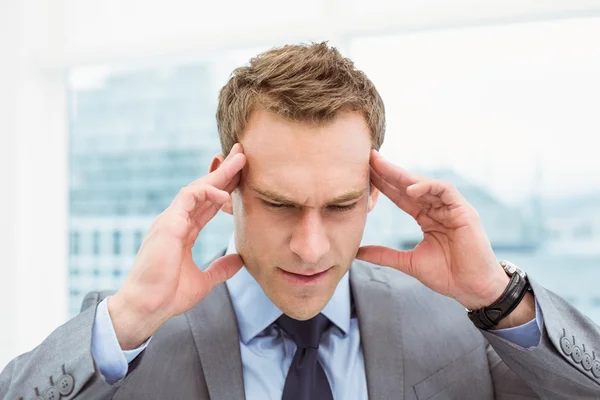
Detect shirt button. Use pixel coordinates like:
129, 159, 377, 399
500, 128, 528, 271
592, 360, 600, 378
57, 373, 75, 395
571, 345, 583, 363
560, 337, 572, 355
581, 353, 593, 371
46, 386, 61, 400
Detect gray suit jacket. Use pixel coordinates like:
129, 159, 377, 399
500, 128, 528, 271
2, 258, 600, 399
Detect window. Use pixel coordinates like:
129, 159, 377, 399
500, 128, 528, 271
67, 51, 258, 315
112, 231, 121, 255
65, 20, 600, 322
70, 231, 80, 255
134, 230, 144, 254
350, 17, 600, 322
92, 231, 101, 255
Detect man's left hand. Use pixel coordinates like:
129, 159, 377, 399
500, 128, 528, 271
356, 149, 511, 311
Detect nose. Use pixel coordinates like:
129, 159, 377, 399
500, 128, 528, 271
289, 209, 330, 264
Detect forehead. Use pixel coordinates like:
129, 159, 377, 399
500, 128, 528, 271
240, 110, 372, 203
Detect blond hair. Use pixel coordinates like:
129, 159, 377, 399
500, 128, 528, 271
216, 42, 385, 155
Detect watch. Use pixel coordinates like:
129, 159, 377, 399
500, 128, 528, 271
467, 260, 532, 330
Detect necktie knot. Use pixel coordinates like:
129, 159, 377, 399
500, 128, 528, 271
276, 313, 331, 349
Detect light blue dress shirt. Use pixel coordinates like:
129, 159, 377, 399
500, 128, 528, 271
92, 236, 543, 397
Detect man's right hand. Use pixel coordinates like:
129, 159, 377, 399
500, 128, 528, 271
107, 143, 246, 350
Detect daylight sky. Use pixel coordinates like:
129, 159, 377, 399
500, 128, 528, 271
349, 17, 600, 204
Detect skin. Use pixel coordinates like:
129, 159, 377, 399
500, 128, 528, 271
109, 108, 534, 350
210, 109, 379, 320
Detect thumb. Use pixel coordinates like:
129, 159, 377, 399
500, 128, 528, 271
205, 253, 244, 289
356, 245, 413, 276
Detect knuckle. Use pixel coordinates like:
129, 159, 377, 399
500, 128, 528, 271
178, 186, 193, 198
156, 210, 189, 234
440, 180, 453, 189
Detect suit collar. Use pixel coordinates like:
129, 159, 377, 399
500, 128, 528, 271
350, 260, 405, 400
185, 252, 246, 400
185, 250, 407, 400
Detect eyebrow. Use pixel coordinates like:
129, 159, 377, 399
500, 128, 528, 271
250, 185, 368, 206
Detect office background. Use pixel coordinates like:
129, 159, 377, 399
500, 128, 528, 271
1, 0, 600, 369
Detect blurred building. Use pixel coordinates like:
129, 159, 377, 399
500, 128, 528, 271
68, 63, 232, 316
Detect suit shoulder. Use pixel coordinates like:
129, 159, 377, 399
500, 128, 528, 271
352, 258, 421, 289
351, 259, 463, 312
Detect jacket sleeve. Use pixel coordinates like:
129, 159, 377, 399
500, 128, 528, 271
482, 277, 600, 399
0, 291, 142, 400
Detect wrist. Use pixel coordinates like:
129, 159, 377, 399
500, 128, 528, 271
460, 267, 511, 311
467, 260, 534, 330
107, 293, 168, 350
480, 270, 512, 308
493, 291, 536, 329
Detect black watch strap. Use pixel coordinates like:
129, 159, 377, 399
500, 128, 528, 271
467, 271, 531, 330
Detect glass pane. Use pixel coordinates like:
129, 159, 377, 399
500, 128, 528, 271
67, 49, 272, 316
350, 18, 600, 321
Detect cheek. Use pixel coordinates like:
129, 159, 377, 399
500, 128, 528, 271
233, 194, 291, 245
327, 209, 369, 249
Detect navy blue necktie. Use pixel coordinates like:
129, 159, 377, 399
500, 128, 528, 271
276, 313, 334, 400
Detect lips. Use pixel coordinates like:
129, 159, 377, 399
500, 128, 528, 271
279, 267, 331, 285
282, 269, 328, 277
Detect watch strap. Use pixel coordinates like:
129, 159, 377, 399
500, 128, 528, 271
467, 271, 531, 330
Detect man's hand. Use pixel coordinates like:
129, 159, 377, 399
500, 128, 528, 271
356, 149, 517, 312
108, 143, 246, 350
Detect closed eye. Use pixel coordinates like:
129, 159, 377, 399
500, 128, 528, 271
263, 201, 293, 209
328, 203, 358, 212
262, 200, 358, 211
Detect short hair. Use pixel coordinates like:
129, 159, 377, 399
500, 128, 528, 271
216, 41, 386, 155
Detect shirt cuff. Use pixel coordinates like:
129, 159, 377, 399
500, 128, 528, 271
488, 297, 543, 349
91, 297, 151, 384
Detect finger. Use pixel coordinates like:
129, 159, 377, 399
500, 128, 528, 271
171, 184, 230, 216
218, 144, 244, 194
356, 245, 413, 276
223, 170, 242, 194
205, 253, 244, 289
224, 142, 242, 161
407, 180, 463, 206
179, 198, 229, 248
370, 166, 421, 218
204, 152, 246, 190
192, 202, 223, 232
183, 143, 245, 196
186, 162, 242, 220
370, 149, 422, 189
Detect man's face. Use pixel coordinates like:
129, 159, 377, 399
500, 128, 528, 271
215, 109, 378, 320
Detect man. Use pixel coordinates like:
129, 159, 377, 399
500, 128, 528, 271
1, 42, 599, 400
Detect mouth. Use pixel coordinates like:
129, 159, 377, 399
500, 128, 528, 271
278, 267, 331, 285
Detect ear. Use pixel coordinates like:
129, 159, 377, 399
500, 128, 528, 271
208, 154, 234, 215
367, 183, 379, 213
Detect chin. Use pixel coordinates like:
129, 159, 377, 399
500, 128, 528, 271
274, 293, 330, 321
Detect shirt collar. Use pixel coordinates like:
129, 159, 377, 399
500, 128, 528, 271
224, 234, 351, 344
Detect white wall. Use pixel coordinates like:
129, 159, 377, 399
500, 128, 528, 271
49, 0, 600, 67
0, 0, 21, 372
0, 0, 68, 369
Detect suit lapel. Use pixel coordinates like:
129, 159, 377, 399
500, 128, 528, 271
185, 281, 246, 400
351, 261, 405, 400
